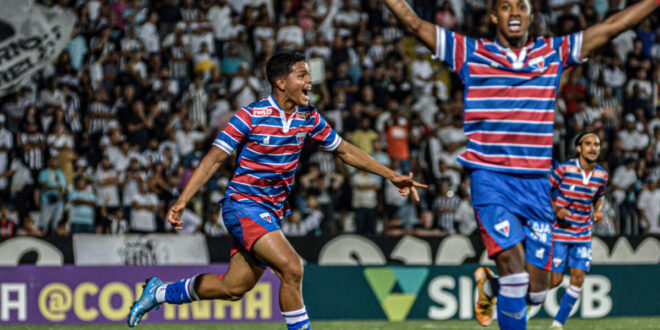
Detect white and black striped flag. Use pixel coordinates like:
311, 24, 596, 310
0, 0, 75, 96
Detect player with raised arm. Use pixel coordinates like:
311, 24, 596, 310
548, 132, 608, 329
127, 52, 426, 329
384, 0, 658, 328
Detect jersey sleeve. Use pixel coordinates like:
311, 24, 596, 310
432, 25, 469, 73
549, 165, 564, 189
552, 31, 586, 68
550, 165, 569, 207
309, 111, 342, 152
212, 107, 253, 155
595, 173, 609, 201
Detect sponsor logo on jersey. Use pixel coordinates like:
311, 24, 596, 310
593, 171, 607, 178
253, 108, 273, 116
295, 112, 310, 120
495, 219, 510, 237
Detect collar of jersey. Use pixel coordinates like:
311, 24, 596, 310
268, 94, 298, 133
492, 37, 536, 69
575, 158, 593, 186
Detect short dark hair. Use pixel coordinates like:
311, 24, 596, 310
266, 52, 307, 86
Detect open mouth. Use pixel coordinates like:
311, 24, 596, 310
302, 88, 310, 101
508, 20, 521, 33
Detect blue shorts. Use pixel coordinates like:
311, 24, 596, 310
222, 198, 283, 268
552, 241, 592, 273
470, 169, 555, 271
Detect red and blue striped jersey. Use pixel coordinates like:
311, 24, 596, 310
213, 95, 341, 218
433, 25, 586, 174
549, 159, 608, 243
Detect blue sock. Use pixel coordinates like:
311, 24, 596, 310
282, 306, 311, 330
555, 285, 581, 325
163, 276, 200, 304
497, 272, 529, 330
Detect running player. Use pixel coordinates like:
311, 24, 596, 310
384, 0, 658, 328
548, 132, 608, 329
127, 52, 426, 329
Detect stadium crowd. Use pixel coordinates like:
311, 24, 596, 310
0, 0, 660, 239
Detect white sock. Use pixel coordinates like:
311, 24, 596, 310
155, 284, 167, 303
552, 320, 563, 327
566, 285, 582, 298
282, 306, 309, 326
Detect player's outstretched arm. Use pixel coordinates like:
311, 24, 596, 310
168, 147, 229, 229
582, 0, 659, 59
384, 0, 436, 52
334, 140, 427, 201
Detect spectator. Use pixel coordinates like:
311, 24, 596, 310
638, 177, 660, 235
130, 181, 160, 233
386, 110, 410, 172
277, 15, 304, 51
454, 182, 477, 236
228, 62, 260, 109
107, 208, 129, 234
432, 178, 460, 234
94, 155, 121, 211
15, 216, 43, 237
0, 206, 15, 238
67, 176, 97, 234
0, 115, 13, 197
204, 207, 226, 237
351, 169, 380, 235
37, 156, 67, 235
619, 114, 649, 157
352, 118, 379, 154
413, 210, 445, 237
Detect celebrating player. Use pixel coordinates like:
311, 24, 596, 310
384, 0, 658, 328
127, 52, 426, 329
548, 132, 608, 329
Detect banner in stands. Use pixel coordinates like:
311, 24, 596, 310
302, 265, 660, 320
73, 234, 210, 266
0, 265, 282, 324
0, 0, 76, 96
0, 235, 659, 266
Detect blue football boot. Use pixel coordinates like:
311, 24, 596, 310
128, 277, 164, 327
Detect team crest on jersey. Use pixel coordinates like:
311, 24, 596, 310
296, 132, 306, 146
260, 213, 272, 223
494, 219, 510, 237
253, 108, 273, 116
593, 171, 606, 178
529, 56, 545, 71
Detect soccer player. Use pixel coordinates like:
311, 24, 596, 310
127, 52, 426, 329
384, 0, 657, 328
548, 132, 608, 329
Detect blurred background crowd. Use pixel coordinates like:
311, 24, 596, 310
0, 0, 659, 240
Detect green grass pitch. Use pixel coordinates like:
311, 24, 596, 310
5, 318, 660, 329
